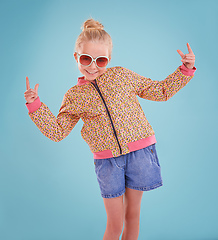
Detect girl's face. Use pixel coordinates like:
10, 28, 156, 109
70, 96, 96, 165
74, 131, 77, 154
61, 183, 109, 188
74, 41, 111, 81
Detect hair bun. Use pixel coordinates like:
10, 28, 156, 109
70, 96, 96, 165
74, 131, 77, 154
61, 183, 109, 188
82, 19, 104, 31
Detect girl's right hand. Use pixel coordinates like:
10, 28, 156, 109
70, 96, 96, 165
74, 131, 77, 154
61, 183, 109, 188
24, 77, 39, 104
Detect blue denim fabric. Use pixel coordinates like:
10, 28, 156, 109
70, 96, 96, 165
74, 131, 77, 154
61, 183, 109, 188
94, 144, 163, 198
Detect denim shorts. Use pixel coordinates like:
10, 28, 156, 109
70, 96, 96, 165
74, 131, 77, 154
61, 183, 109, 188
94, 144, 163, 198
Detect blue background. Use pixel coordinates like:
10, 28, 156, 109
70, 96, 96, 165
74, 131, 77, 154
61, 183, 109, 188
1, 0, 218, 239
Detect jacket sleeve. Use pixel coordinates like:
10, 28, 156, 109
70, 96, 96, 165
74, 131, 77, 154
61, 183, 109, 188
26, 93, 80, 142
124, 64, 196, 101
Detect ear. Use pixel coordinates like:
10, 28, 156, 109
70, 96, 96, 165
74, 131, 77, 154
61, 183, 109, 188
74, 52, 78, 62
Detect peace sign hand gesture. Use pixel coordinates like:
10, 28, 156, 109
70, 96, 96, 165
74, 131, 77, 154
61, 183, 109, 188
24, 77, 39, 104
177, 43, 195, 69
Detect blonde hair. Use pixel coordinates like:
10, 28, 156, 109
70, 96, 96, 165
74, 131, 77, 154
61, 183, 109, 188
75, 19, 113, 57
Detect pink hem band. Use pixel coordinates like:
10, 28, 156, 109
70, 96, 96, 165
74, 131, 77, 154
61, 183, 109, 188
93, 149, 114, 159
127, 135, 157, 152
26, 97, 42, 113
180, 64, 196, 76
93, 135, 157, 159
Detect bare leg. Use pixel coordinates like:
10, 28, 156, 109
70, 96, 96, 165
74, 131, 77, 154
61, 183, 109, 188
103, 195, 124, 240
121, 188, 143, 240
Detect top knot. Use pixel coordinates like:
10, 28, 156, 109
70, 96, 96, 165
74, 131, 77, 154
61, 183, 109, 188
82, 19, 104, 31
75, 18, 113, 57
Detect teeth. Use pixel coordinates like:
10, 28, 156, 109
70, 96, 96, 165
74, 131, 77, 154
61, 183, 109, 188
87, 70, 98, 74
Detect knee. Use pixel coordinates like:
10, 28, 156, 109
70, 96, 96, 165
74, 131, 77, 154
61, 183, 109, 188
124, 211, 140, 225
107, 220, 123, 237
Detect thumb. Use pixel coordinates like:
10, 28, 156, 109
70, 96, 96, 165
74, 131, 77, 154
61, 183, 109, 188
34, 84, 39, 95
177, 49, 185, 58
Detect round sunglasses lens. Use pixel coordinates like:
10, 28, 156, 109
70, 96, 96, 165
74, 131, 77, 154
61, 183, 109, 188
96, 57, 108, 67
80, 55, 92, 66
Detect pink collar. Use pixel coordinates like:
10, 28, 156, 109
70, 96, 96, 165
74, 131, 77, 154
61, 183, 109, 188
77, 76, 95, 86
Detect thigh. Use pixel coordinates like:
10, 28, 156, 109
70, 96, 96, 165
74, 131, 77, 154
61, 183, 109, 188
103, 195, 124, 224
124, 187, 143, 217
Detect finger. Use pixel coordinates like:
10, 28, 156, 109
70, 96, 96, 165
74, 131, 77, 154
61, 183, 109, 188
34, 84, 39, 95
184, 55, 195, 60
186, 56, 195, 60
181, 57, 194, 61
187, 43, 193, 54
177, 49, 185, 58
25, 89, 35, 94
24, 88, 37, 95
24, 92, 35, 97
185, 58, 195, 62
26, 76, 30, 90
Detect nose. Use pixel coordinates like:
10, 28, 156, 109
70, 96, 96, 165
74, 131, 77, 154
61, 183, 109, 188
89, 60, 98, 69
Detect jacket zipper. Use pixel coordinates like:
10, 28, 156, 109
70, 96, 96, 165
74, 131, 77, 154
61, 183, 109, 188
91, 80, 122, 155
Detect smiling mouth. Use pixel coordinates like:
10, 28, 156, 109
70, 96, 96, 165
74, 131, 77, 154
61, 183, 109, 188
86, 70, 98, 75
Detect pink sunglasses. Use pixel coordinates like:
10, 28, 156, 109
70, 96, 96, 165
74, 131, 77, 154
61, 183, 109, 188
76, 52, 109, 68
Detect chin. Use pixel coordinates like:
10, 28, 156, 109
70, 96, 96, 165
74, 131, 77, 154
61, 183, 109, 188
84, 74, 96, 81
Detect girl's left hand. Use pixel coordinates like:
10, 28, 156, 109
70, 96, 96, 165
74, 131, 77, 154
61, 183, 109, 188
177, 43, 195, 69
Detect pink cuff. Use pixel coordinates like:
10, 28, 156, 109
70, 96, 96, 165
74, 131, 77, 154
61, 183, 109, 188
26, 97, 42, 113
180, 64, 196, 76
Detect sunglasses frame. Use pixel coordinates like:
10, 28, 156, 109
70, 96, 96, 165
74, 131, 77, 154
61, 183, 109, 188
76, 52, 109, 68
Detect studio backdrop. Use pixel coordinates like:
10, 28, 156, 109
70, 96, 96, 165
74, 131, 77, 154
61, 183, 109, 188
0, 0, 218, 239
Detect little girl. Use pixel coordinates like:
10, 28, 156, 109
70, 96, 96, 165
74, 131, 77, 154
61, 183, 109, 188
24, 19, 196, 240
